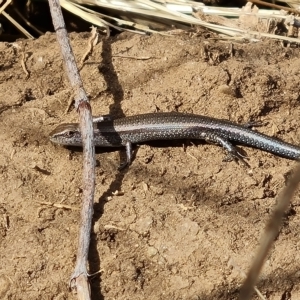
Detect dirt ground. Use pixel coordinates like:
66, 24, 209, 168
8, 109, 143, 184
1, 30, 300, 300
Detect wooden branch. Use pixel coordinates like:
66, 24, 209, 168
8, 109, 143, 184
240, 163, 300, 300
48, 1, 96, 299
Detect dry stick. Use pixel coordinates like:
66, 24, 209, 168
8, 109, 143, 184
66, 27, 99, 113
112, 55, 154, 60
13, 6, 44, 36
0, 0, 12, 14
239, 163, 300, 300
228, 258, 266, 300
2, 10, 34, 39
48, 1, 95, 299
79, 26, 99, 70
0, 0, 33, 39
250, 0, 300, 15
20, 43, 30, 79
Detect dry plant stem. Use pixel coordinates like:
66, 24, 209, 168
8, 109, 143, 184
251, 0, 300, 15
1, 0, 33, 38
240, 163, 300, 300
13, 6, 44, 36
79, 26, 99, 70
48, 1, 95, 299
113, 55, 153, 60
20, 45, 30, 79
0, 0, 12, 15
2, 11, 34, 39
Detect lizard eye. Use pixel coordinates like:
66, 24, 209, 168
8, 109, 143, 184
66, 131, 76, 137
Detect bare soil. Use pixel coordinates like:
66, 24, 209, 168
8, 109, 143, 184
1, 31, 300, 300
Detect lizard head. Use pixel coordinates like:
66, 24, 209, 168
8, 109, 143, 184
49, 123, 82, 146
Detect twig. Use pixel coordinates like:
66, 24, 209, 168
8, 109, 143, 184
112, 55, 155, 60
0, 0, 12, 15
36, 201, 80, 211
228, 258, 266, 300
239, 163, 300, 300
79, 26, 99, 70
13, 6, 44, 36
2, 11, 34, 39
20, 43, 30, 79
0, 0, 34, 39
65, 92, 75, 113
48, 1, 96, 299
250, 0, 300, 15
0, 101, 23, 115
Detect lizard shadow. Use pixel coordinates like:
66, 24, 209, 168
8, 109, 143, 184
65, 138, 248, 169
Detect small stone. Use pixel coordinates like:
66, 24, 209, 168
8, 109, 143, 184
147, 246, 158, 257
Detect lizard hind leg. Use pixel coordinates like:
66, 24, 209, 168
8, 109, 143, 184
118, 141, 133, 171
199, 131, 248, 166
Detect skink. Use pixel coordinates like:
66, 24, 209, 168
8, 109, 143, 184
49, 112, 300, 167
